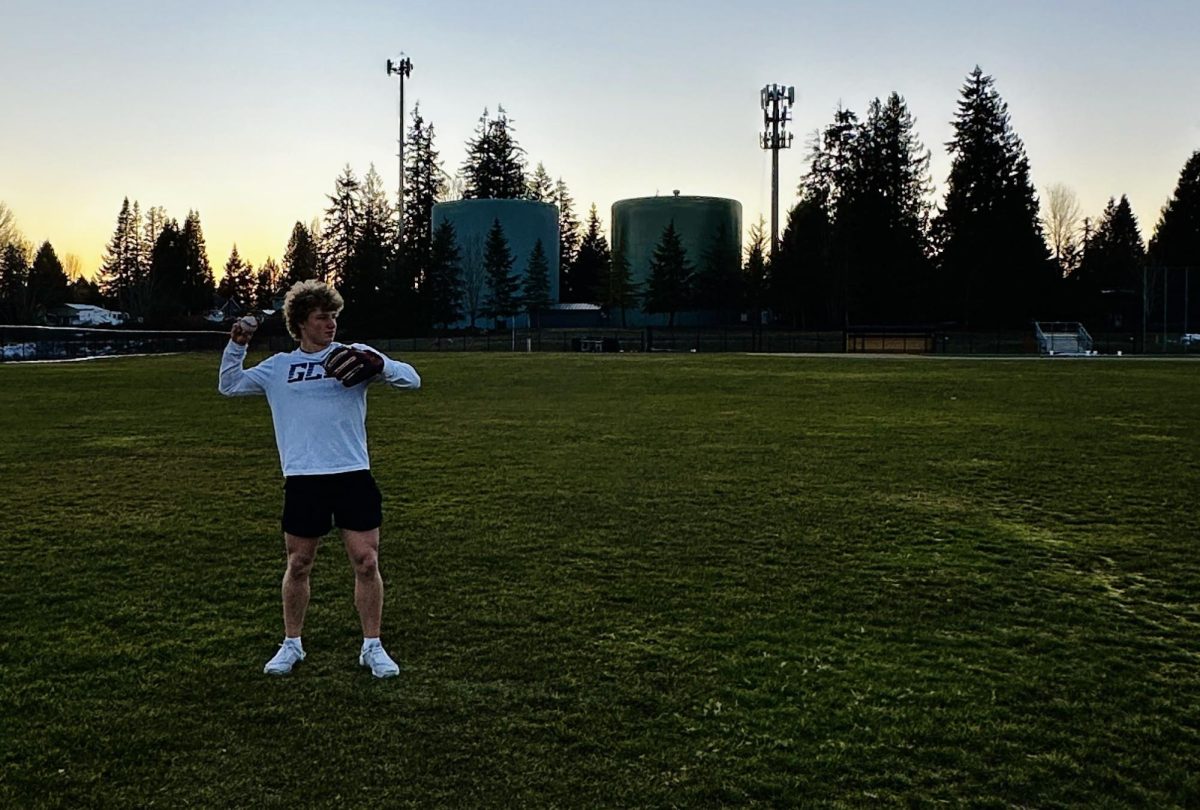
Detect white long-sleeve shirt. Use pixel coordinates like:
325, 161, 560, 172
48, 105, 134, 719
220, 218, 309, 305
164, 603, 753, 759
218, 341, 420, 477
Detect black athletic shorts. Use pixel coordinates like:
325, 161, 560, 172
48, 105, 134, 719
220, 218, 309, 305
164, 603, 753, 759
282, 470, 383, 537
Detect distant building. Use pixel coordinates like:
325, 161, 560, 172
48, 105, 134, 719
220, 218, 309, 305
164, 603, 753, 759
46, 303, 127, 327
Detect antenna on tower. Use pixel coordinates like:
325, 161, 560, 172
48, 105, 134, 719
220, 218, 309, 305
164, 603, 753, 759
759, 84, 795, 257
386, 54, 413, 244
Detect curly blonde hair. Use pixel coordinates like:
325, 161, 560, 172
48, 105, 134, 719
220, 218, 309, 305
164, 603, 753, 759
283, 280, 344, 340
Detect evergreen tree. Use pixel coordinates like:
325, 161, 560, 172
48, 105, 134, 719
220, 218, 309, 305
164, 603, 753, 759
99, 197, 139, 310
692, 222, 743, 318
403, 103, 447, 269
147, 220, 187, 324
643, 221, 693, 327
342, 165, 395, 335
604, 242, 638, 327
526, 162, 555, 202
743, 218, 769, 325
283, 221, 321, 287
426, 218, 464, 330
1, 241, 32, 323
573, 204, 609, 305
1076, 196, 1144, 329
769, 192, 836, 329
1149, 150, 1200, 269
143, 205, 168, 265
555, 179, 582, 300
67, 276, 104, 306
1149, 149, 1200, 332
180, 209, 215, 316
932, 67, 1052, 327
482, 218, 520, 322
522, 238, 553, 327
254, 258, 282, 310
798, 96, 933, 325
218, 245, 255, 307
323, 164, 361, 286
461, 106, 527, 200
28, 241, 70, 317
851, 93, 933, 323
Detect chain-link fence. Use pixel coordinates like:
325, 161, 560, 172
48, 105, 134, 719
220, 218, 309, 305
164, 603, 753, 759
0, 325, 231, 362
5, 324, 1197, 362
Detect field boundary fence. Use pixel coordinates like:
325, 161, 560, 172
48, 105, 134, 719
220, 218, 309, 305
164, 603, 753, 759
5, 324, 1198, 362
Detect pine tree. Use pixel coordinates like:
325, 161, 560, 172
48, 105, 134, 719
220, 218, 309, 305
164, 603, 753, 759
99, 198, 138, 310
526, 162, 555, 202
572, 204, 609, 305
605, 241, 639, 327
932, 67, 1052, 327
692, 222, 743, 319
342, 165, 395, 335
1149, 150, 1200, 269
283, 221, 321, 288
1, 241, 32, 323
28, 241, 69, 317
644, 221, 693, 327
323, 164, 361, 286
180, 210, 215, 316
462, 107, 527, 200
147, 220, 187, 324
403, 104, 447, 268
743, 218, 769, 325
482, 218, 520, 322
254, 258, 282, 310
554, 179, 582, 301
1149, 150, 1200, 332
770, 193, 836, 328
426, 218, 464, 330
218, 245, 255, 307
522, 238, 553, 327
1076, 196, 1144, 329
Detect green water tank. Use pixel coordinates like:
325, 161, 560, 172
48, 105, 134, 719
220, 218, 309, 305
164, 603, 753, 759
611, 194, 742, 287
432, 199, 561, 311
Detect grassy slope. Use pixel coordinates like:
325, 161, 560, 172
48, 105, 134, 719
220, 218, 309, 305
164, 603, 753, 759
1, 353, 1198, 807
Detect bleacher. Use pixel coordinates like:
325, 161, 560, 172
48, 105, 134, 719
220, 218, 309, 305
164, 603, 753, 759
1034, 322, 1094, 356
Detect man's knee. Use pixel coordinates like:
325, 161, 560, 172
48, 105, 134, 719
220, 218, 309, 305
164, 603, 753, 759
286, 551, 315, 578
351, 549, 378, 579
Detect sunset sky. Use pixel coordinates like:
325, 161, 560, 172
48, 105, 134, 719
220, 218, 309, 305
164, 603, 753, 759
2, 0, 1198, 280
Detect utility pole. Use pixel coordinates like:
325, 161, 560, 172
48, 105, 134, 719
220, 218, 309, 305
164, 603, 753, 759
386, 55, 413, 245
760, 84, 795, 257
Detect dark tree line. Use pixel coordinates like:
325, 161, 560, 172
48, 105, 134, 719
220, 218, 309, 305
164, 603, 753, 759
6, 67, 1199, 335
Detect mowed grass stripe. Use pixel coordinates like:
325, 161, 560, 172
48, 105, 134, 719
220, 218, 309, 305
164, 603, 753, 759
1, 353, 1198, 807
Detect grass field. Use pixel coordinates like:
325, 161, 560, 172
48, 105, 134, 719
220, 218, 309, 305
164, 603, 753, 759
2, 351, 1198, 807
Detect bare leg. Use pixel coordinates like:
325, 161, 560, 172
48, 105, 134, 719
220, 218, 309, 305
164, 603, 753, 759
282, 534, 320, 637
341, 528, 383, 638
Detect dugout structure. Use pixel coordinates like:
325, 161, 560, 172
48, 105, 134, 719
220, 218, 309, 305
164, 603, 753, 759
846, 330, 934, 354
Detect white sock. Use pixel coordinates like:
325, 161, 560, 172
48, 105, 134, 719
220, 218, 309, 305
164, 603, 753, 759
286, 636, 302, 648
362, 636, 380, 649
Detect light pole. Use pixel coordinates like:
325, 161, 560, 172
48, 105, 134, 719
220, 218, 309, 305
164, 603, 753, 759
386, 55, 413, 245
760, 84, 795, 257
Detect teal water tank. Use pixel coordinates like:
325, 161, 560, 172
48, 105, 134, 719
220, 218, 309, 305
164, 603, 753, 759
432, 199, 560, 323
611, 194, 742, 288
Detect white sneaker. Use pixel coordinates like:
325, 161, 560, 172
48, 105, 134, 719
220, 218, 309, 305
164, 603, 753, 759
359, 643, 400, 678
264, 640, 305, 675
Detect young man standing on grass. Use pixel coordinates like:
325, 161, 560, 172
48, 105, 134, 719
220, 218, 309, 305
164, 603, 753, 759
218, 279, 421, 678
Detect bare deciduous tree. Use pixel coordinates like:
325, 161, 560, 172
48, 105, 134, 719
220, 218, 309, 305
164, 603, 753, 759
1042, 183, 1082, 276
0, 201, 21, 248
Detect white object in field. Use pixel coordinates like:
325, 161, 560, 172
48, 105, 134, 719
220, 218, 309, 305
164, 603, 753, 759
237, 315, 259, 330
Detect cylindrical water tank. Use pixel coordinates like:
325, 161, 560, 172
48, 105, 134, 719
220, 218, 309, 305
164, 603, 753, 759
432, 199, 560, 313
611, 194, 742, 288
